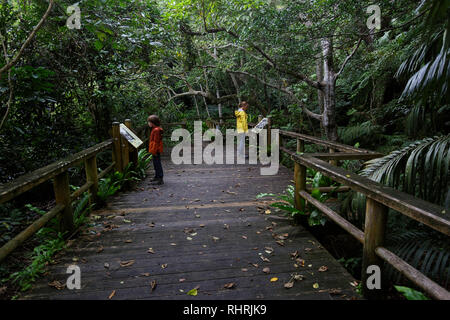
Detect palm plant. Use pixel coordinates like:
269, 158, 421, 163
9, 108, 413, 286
343, 135, 450, 288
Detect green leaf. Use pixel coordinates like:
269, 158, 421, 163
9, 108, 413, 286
187, 288, 198, 296
394, 286, 430, 300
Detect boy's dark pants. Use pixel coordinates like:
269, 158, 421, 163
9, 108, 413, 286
152, 153, 163, 178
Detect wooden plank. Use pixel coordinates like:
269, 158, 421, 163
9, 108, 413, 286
0, 140, 112, 204
279, 130, 377, 154
292, 154, 450, 236
0, 204, 64, 262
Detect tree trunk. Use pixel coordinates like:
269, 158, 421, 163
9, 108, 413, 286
321, 38, 338, 142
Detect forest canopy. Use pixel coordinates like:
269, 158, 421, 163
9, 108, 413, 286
0, 0, 449, 181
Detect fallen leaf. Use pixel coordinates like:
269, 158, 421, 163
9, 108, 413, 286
108, 290, 116, 299
276, 240, 285, 246
141, 273, 150, 277
223, 282, 236, 289
242, 235, 247, 239
186, 237, 193, 241
265, 210, 271, 214
251, 263, 259, 268
212, 236, 220, 242
150, 280, 157, 292
161, 264, 168, 269
199, 224, 205, 228
284, 281, 294, 289
241, 268, 248, 272
170, 243, 177, 246
313, 283, 319, 289
290, 251, 299, 258
270, 277, 278, 282
147, 248, 155, 254
120, 260, 135, 267
294, 274, 305, 281
179, 278, 186, 282
123, 219, 131, 223
124, 239, 132, 243
187, 288, 198, 296
148, 222, 155, 227
97, 246, 104, 253
262, 267, 270, 274
104, 263, 110, 269
48, 280, 65, 290
260, 256, 270, 262
318, 266, 328, 272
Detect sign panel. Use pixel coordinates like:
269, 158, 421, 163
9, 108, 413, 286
120, 123, 143, 149
252, 117, 269, 134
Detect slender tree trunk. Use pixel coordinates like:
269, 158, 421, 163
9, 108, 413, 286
321, 38, 338, 142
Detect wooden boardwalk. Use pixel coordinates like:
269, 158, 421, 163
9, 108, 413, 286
22, 151, 358, 300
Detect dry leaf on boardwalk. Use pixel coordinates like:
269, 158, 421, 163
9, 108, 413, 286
318, 266, 328, 272
260, 256, 270, 262
48, 280, 65, 290
284, 281, 294, 289
270, 277, 278, 282
147, 248, 155, 254
161, 264, 168, 269
262, 267, 270, 274
108, 290, 116, 299
120, 260, 135, 267
150, 280, 157, 292
223, 283, 236, 289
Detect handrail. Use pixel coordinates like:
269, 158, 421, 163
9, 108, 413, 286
0, 120, 139, 262
0, 139, 113, 205
276, 126, 449, 300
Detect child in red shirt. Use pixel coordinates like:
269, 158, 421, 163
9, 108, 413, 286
147, 114, 164, 185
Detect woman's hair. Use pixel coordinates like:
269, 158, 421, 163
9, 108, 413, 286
239, 101, 248, 108
147, 114, 161, 126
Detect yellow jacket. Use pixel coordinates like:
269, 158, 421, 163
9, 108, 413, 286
235, 108, 248, 133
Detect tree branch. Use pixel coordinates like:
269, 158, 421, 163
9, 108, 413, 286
0, 0, 54, 80
335, 38, 362, 79
228, 70, 322, 121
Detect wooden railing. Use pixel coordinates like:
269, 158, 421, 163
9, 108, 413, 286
0, 119, 190, 263
0, 120, 146, 262
272, 125, 450, 300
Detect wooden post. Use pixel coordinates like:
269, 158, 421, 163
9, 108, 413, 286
121, 123, 130, 171
85, 156, 98, 205
329, 148, 338, 166
53, 171, 75, 234
362, 197, 388, 299
112, 122, 123, 172
125, 119, 138, 168
294, 139, 305, 211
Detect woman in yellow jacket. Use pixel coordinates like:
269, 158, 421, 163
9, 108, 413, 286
235, 101, 249, 159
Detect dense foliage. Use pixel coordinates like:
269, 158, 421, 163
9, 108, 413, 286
0, 0, 449, 299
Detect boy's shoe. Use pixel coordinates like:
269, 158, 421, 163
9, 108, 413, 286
151, 178, 164, 185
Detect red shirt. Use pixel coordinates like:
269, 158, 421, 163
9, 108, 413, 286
148, 126, 163, 155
